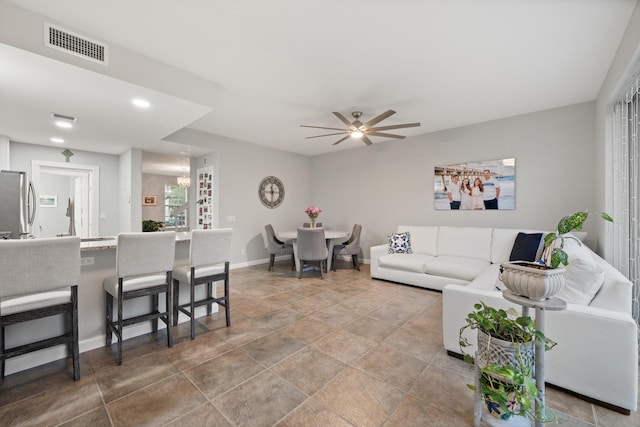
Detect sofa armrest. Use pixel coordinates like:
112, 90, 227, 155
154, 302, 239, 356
443, 283, 638, 411
370, 243, 389, 278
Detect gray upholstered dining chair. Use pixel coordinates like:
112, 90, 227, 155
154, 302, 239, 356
264, 224, 295, 271
104, 231, 176, 365
296, 227, 328, 279
0, 236, 81, 380
173, 228, 232, 340
331, 224, 362, 271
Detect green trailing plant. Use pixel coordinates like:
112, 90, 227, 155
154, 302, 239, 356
542, 211, 612, 269
459, 302, 557, 422
142, 219, 164, 232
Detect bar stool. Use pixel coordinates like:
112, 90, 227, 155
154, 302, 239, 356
173, 228, 232, 340
0, 236, 81, 380
103, 231, 176, 365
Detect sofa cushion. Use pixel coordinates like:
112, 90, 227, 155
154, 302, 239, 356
509, 232, 544, 262
388, 231, 413, 254
397, 226, 438, 255
437, 226, 492, 262
555, 238, 605, 305
423, 256, 490, 281
491, 228, 545, 264
378, 253, 434, 273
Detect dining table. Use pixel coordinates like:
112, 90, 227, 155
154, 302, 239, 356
277, 229, 350, 273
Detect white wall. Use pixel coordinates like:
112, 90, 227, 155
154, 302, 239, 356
311, 102, 597, 260
37, 174, 70, 237
8, 141, 120, 236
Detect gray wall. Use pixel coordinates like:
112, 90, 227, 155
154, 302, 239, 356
142, 173, 180, 223
310, 102, 597, 260
37, 174, 70, 237
8, 141, 120, 236
168, 128, 312, 264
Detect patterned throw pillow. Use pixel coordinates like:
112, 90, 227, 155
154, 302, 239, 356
388, 231, 413, 254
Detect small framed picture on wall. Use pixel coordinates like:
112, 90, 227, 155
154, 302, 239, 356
142, 195, 157, 206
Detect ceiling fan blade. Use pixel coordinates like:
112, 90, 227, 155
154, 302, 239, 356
361, 135, 373, 145
300, 125, 349, 131
332, 135, 351, 145
362, 110, 396, 129
369, 122, 421, 131
333, 112, 354, 128
366, 132, 406, 139
305, 132, 349, 139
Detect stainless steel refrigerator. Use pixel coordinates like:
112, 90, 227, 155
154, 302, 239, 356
0, 170, 35, 239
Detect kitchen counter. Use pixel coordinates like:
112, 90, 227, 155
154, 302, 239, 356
6, 232, 201, 376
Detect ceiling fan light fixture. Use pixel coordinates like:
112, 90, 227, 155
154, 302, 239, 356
351, 130, 363, 139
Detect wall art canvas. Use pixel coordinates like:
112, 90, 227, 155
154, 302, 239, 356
434, 158, 515, 210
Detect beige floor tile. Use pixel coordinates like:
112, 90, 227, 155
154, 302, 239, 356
381, 324, 442, 362
272, 347, 347, 395
94, 351, 179, 402
384, 393, 470, 427
311, 329, 377, 364
239, 331, 306, 367
106, 374, 206, 427
354, 345, 427, 392
315, 368, 405, 426
0, 375, 103, 427
278, 316, 336, 344
277, 398, 354, 427
310, 304, 361, 327
164, 330, 234, 371
343, 315, 398, 342
58, 406, 113, 427
410, 365, 476, 420
165, 402, 233, 427
213, 370, 307, 427
184, 349, 264, 399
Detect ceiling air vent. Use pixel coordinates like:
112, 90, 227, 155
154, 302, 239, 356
44, 23, 108, 65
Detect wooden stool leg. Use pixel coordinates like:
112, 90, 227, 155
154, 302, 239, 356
172, 279, 179, 326
117, 292, 123, 366
71, 286, 80, 380
105, 292, 113, 346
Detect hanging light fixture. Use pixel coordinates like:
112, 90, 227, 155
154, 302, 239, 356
177, 168, 190, 188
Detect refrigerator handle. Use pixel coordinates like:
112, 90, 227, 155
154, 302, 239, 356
28, 180, 36, 226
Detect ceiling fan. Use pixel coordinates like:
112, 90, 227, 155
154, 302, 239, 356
300, 110, 420, 146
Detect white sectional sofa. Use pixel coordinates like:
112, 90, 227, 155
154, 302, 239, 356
370, 225, 638, 413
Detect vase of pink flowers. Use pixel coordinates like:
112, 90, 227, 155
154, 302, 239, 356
305, 205, 322, 228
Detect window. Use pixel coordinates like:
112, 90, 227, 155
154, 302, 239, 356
164, 184, 187, 228
612, 71, 640, 333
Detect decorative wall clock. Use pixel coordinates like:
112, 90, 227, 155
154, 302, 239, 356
259, 176, 284, 208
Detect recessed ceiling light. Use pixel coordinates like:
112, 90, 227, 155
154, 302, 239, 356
55, 121, 73, 129
50, 137, 65, 143
51, 113, 77, 128
132, 98, 150, 109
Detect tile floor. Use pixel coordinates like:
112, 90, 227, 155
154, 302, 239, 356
0, 261, 638, 426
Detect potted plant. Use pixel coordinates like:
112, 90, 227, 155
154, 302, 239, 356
501, 211, 612, 300
459, 302, 557, 422
142, 219, 164, 232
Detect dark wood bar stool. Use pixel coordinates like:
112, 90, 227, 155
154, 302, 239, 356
103, 231, 176, 365
173, 228, 232, 339
0, 236, 81, 381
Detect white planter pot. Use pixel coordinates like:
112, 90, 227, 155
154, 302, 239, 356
476, 330, 534, 381
500, 262, 565, 301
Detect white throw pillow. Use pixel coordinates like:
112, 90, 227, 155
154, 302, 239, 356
555, 238, 604, 305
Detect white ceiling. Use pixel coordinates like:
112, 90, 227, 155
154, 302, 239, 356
0, 0, 637, 161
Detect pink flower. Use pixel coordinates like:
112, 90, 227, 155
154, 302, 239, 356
305, 206, 322, 218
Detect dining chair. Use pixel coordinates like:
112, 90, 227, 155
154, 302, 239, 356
104, 231, 176, 365
264, 224, 295, 271
296, 227, 328, 279
332, 224, 362, 271
303, 222, 322, 228
173, 228, 232, 339
0, 236, 81, 381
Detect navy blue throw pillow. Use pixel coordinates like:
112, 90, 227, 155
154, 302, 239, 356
509, 232, 544, 262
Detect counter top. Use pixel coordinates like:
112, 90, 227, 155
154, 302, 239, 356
80, 232, 191, 251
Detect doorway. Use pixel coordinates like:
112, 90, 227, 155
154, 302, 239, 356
30, 160, 99, 238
